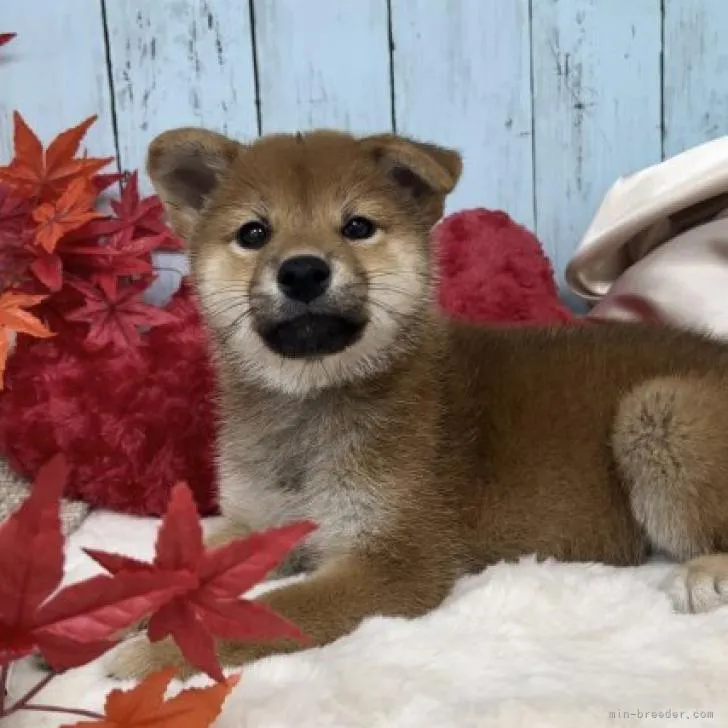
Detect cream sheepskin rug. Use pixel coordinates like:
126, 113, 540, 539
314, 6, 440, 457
6, 512, 728, 728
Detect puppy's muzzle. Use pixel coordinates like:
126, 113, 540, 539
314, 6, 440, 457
256, 255, 367, 358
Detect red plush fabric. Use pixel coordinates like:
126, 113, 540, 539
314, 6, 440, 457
0, 281, 219, 515
435, 209, 573, 325
0, 209, 572, 515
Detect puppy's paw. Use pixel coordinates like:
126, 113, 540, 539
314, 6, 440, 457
661, 553, 728, 613
106, 635, 195, 681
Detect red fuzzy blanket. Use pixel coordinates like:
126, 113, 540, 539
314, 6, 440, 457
0, 209, 572, 516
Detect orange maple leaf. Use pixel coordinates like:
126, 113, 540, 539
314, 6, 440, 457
0, 113, 113, 201
0, 291, 53, 338
32, 177, 104, 252
64, 668, 239, 728
0, 291, 54, 390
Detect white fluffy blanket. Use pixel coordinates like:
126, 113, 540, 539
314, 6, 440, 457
6, 512, 728, 728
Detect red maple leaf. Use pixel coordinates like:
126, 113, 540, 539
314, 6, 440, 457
87, 483, 316, 681
29, 248, 64, 291
22, 229, 152, 294
60, 228, 167, 287
30, 571, 194, 671
56, 238, 154, 287
0, 229, 66, 294
0, 230, 33, 291
87, 172, 182, 251
92, 171, 124, 196
0, 114, 113, 202
6, 229, 161, 301
104, 229, 167, 263
7, 232, 67, 294
0, 185, 34, 290
0, 33, 15, 47
0, 455, 65, 663
64, 276, 177, 351
0, 183, 30, 233
0, 455, 192, 670
32, 178, 104, 253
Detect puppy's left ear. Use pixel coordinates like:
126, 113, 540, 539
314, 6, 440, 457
363, 134, 462, 221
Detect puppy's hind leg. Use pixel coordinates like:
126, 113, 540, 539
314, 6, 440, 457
661, 554, 728, 613
612, 375, 728, 613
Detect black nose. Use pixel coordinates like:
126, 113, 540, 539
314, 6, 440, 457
277, 255, 331, 303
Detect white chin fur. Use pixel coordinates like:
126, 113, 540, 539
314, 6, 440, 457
202, 292, 425, 396
226, 312, 407, 396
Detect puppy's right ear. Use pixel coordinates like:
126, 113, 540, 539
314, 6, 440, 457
146, 128, 241, 240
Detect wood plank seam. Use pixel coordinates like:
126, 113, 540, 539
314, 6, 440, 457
248, 0, 263, 137
528, 0, 538, 234
660, 0, 666, 160
100, 0, 122, 175
386, 0, 397, 133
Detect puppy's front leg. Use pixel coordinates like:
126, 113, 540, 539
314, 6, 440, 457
236, 551, 455, 654
107, 549, 456, 680
204, 517, 250, 549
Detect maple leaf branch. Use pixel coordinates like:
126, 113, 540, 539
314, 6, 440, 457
0, 670, 104, 721
0, 670, 54, 717
0, 663, 7, 713
17, 703, 105, 720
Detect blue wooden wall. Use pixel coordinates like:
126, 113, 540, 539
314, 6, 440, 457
2, 0, 728, 283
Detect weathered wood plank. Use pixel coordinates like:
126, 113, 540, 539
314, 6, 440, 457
663, 0, 728, 157
254, 0, 392, 134
0, 1, 116, 163
104, 0, 258, 189
531, 0, 662, 278
391, 0, 534, 226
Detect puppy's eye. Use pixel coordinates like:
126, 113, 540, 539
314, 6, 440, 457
235, 221, 270, 250
341, 216, 376, 241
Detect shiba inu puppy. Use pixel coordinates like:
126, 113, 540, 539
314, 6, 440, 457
108, 127, 728, 679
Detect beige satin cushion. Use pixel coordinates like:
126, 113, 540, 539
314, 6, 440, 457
565, 136, 728, 338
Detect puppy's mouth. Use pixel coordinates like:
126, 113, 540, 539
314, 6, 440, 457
258, 312, 367, 358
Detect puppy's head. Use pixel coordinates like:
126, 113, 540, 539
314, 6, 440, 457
147, 128, 461, 395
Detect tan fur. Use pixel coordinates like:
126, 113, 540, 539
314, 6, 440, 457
107, 128, 728, 680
